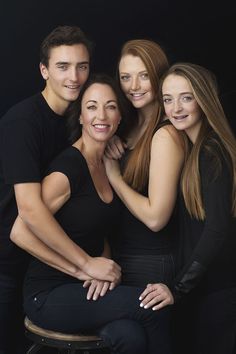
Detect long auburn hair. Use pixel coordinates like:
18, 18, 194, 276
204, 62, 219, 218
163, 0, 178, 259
117, 39, 169, 191
159, 62, 236, 219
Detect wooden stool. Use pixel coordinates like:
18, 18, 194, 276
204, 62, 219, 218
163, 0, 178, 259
24, 317, 109, 353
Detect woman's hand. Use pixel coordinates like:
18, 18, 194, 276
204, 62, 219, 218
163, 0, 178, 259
103, 156, 122, 184
105, 135, 127, 160
83, 279, 116, 300
139, 283, 174, 310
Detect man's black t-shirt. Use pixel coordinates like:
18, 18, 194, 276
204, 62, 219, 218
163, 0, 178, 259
0, 93, 68, 269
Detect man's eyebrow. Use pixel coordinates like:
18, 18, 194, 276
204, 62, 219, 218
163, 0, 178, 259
55, 61, 69, 66
55, 61, 89, 65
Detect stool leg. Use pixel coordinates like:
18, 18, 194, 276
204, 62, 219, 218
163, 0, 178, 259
26, 343, 43, 354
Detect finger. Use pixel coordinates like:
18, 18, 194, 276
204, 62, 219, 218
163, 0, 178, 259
83, 280, 92, 288
100, 282, 110, 297
140, 291, 162, 308
139, 284, 157, 300
152, 298, 171, 311
141, 295, 162, 309
114, 139, 126, 156
107, 144, 123, 159
87, 282, 97, 300
109, 282, 116, 290
93, 282, 104, 300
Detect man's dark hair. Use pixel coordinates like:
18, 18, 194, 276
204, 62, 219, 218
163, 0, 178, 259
40, 25, 93, 67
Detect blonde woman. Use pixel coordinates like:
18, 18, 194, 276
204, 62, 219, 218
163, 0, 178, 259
140, 63, 236, 354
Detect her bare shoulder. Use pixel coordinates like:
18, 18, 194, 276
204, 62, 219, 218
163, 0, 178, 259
152, 123, 184, 150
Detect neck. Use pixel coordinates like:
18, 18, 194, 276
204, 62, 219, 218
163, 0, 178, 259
138, 100, 156, 124
74, 136, 105, 168
42, 88, 68, 116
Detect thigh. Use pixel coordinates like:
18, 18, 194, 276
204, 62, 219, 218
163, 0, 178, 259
25, 282, 172, 354
25, 283, 146, 332
25, 282, 170, 330
99, 319, 147, 354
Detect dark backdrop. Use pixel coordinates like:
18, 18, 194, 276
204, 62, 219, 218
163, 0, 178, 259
1, 0, 235, 131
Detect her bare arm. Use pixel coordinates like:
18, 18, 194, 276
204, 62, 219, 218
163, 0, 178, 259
104, 126, 184, 231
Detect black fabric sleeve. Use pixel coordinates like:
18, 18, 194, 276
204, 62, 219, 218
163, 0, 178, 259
1, 119, 42, 184
46, 149, 85, 195
172, 148, 233, 301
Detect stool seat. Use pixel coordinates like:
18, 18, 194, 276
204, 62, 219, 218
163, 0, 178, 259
24, 317, 109, 353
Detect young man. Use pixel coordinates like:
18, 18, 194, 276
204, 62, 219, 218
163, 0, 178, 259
0, 25, 120, 354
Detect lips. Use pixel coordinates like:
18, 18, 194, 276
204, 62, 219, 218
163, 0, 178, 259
65, 85, 80, 90
93, 124, 110, 131
173, 115, 188, 121
130, 92, 146, 97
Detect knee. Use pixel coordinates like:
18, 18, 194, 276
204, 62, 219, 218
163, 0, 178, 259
99, 319, 147, 354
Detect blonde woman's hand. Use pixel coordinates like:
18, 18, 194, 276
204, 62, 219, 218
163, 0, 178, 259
139, 283, 174, 310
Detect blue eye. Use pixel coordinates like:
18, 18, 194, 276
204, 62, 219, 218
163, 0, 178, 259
120, 75, 130, 81
163, 98, 172, 104
182, 95, 193, 102
140, 72, 149, 79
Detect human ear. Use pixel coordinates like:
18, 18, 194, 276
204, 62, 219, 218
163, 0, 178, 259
40, 63, 49, 80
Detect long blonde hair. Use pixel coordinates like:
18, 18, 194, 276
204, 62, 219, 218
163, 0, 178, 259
117, 39, 169, 191
159, 62, 236, 219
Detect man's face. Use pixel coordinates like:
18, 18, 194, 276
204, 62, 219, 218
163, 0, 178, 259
40, 44, 90, 115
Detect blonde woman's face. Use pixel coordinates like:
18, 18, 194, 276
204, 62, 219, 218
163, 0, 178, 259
162, 74, 202, 143
119, 54, 155, 110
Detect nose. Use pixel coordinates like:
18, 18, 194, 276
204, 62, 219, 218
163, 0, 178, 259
173, 99, 182, 112
131, 76, 141, 91
69, 67, 78, 82
96, 107, 107, 121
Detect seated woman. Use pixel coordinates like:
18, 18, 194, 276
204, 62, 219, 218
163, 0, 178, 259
11, 74, 172, 354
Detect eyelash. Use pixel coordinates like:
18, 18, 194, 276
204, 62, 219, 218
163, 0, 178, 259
163, 96, 194, 104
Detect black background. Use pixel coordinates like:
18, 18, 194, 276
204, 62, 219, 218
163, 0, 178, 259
1, 0, 235, 131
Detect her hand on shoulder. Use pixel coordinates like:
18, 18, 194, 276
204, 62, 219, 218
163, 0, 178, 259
139, 283, 174, 311
105, 135, 127, 160
103, 156, 122, 183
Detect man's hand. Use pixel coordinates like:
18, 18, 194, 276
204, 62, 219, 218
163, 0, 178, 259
82, 256, 121, 284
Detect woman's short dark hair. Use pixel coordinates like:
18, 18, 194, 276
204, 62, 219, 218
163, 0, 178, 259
66, 73, 134, 144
